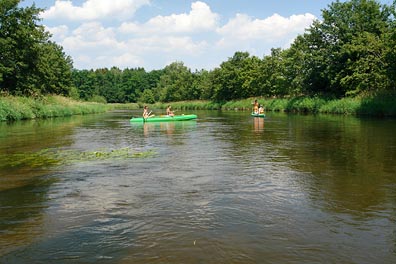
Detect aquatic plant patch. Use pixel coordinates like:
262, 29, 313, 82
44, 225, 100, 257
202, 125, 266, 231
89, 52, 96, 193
1, 147, 156, 169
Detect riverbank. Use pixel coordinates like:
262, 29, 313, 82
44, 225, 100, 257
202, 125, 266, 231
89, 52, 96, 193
2, 93, 396, 122
0, 95, 111, 121
149, 93, 396, 117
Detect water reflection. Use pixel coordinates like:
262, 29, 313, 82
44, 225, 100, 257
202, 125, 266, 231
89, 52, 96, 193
269, 114, 396, 215
253, 117, 264, 133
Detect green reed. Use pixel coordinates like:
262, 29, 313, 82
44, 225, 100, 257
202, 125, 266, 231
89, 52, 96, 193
0, 95, 110, 121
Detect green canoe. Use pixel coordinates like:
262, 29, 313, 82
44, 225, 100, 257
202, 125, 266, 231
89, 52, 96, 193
251, 113, 265, 117
130, 114, 197, 123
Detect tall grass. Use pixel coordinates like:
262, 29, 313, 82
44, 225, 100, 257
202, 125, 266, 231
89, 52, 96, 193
0, 95, 110, 122
222, 99, 254, 110
148, 100, 222, 110
137, 93, 396, 117
4, 93, 393, 122
358, 93, 396, 116
319, 97, 361, 115
110, 103, 140, 110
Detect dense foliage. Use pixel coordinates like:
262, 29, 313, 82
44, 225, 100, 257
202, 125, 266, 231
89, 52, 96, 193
0, 0, 73, 96
1, 0, 396, 105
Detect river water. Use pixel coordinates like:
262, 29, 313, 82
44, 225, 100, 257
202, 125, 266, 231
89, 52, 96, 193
1, 110, 395, 263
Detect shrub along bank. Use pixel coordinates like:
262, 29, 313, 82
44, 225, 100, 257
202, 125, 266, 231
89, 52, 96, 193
0, 95, 110, 121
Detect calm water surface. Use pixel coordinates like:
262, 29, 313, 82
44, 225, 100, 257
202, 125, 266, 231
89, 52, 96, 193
0, 110, 395, 263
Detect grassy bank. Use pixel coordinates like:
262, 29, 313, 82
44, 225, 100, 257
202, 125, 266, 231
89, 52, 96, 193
147, 100, 222, 110
0, 95, 111, 121
150, 94, 396, 117
2, 93, 395, 122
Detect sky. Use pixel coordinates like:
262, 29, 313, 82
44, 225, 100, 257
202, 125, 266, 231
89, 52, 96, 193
20, 0, 393, 71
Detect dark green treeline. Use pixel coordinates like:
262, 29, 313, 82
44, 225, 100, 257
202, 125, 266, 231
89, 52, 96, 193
1, 0, 396, 104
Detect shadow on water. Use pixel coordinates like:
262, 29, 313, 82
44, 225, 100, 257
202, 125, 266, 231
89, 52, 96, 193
0, 175, 56, 256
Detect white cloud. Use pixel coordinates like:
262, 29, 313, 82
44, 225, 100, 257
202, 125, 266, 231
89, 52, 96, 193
118, 21, 140, 34
42, 0, 150, 21
60, 22, 126, 57
46, 25, 69, 39
119, 1, 219, 35
54, 21, 208, 69
217, 12, 316, 44
112, 53, 143, 68
42, 1, 317, 70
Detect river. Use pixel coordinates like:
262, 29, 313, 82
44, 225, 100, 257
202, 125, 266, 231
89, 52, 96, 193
1, 110, 395, 263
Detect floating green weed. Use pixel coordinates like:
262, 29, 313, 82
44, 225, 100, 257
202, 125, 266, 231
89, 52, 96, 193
1, 147, 156, 169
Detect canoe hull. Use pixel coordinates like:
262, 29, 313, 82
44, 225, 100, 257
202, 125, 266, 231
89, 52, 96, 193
130, 114, 197, 123
251, 113, 265, 118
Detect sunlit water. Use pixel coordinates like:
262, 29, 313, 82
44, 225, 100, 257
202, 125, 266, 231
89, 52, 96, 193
1, 110, 395, 263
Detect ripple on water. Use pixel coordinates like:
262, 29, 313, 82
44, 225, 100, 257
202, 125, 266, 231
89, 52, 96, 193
2, 111, 396, 263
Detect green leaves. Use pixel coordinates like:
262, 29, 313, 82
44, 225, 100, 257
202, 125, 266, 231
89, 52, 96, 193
0, 1, 74, 96
157, 62, 194, 102
294, 0, 392, 97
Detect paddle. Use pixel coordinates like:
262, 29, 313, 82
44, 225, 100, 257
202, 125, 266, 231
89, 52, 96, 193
143, 111, 155, 122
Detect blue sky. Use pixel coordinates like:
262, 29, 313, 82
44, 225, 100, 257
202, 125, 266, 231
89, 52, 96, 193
21, 0, 393, 71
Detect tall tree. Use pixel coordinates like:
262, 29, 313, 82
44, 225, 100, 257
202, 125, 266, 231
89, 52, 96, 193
0, 0, 74, 96
157, 62, 193, 102
211, 51, 259, 101
299, 0, 391, 96
259, 48, 289, 97
384, 0, 396, 91
36, 41, 74, 95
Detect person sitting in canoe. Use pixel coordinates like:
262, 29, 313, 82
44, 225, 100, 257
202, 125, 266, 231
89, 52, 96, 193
166, 105, 175, 117
258, 105, 264, 114
143, 105, 154, 118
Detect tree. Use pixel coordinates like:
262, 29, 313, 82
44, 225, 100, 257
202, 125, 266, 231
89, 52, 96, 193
138, 88, 155, 104
192, 69, 212, 100
36, 41, 74, 95
282, 38, 307, 96
340, 32, 388, 95
157, 62, 193, 102
211, 51, 261, 101
0, 0, 74, 96
384, 0, 396, 91
259, 48, 289, 97
298, 0, 391, 97
72, 69, 97, 100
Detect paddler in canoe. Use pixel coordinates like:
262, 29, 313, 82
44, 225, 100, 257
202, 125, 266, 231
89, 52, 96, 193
252, 99, 259, 114
258, 104, 265, 114
166, 105, 175, 117
143, 105, 154, 119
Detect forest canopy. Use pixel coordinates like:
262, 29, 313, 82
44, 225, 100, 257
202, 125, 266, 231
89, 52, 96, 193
1, 0, 395, 103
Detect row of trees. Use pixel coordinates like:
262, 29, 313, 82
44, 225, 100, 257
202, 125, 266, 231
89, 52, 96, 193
1, 0, 396, 103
